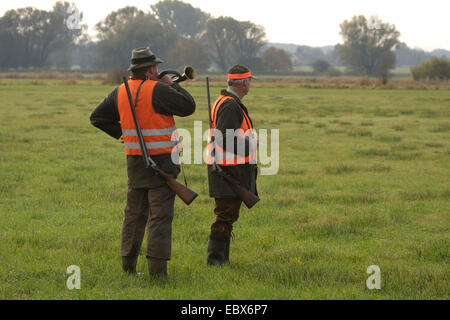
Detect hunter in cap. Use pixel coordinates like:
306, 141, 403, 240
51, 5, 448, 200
205, 64, 258, 266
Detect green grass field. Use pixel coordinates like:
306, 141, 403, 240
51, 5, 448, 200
0, 79, 448, 299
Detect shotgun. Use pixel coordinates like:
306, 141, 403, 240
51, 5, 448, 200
206, 77, 260, 209
123, 77, 198, 205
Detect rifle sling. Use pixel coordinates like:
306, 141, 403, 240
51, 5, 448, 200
131, 79, 157, 168
135, 80, 190, 187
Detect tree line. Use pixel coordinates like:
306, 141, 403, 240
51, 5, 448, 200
0, 0, 448, 80
0, 1, 271, 73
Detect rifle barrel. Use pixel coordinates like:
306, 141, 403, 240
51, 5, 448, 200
122, 78, 156, 168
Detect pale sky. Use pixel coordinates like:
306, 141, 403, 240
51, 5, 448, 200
1, 0, 449, 51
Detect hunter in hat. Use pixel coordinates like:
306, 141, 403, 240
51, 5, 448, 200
90, 47, 196, 279
205, 64, 258, 266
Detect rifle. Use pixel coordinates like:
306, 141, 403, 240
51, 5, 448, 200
206, 77, 260, 209
123, 77, 198, 205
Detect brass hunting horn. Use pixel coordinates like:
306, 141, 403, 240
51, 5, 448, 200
158, 66, 196, 83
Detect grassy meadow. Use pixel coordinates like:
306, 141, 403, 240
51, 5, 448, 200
0, 76, 449, 299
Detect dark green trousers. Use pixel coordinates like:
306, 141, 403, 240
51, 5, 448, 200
120, 184, 175, 260
210, 198, 242, 238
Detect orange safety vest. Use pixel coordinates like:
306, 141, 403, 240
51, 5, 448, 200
206, 95, 256, 166
117, 79, 181, 156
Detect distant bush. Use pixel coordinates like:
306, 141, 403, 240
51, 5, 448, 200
411, 59, 450, 80
103, 68, 129, 85
261, 47, 293, 73
312, 59, 330, 74
358, 77, 372, 86
324, 67, 343, 77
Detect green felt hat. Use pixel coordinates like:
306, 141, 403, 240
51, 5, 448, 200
128, 47, 164, 71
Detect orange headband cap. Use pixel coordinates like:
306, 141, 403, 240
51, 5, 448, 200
228, 71, 252, 80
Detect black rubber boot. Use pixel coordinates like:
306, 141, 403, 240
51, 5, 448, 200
122, 256, 138, 274
206, 235, 230, 266
147, 257, 168, 279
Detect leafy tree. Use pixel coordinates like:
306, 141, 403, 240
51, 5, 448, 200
95, 9, 178, 70
260, 46, 293, 73
294, 46, 326, 66
48, 39, 98, 71
165, 38, 210, 73
205, 16, 266, 72
312, 59, 330, 74
0, 25, 22, 68
234, 21, 266, 69
205, 17, 241, 71
337, 15, 400, 82
0, 1, 85, 69
151, 0, 210, 39
376, 50, 396, 84
95, 6, 145, 40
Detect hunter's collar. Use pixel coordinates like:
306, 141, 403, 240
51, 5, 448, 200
221, 89, 243, 104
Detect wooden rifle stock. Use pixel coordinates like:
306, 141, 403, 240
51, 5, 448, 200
152, 166, 198, 205
214, 164, 260, 209
123, 77, 198, 205
206, 77, 260, 209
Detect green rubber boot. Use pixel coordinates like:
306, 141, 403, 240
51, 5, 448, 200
147, 257, 168, 279
122, 256, 138, 274
206, 235, 230, 266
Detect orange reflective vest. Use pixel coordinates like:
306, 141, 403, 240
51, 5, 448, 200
117, 80, 181, 156
206, 95, 256, 166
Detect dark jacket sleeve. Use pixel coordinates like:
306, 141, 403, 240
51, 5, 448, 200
152, 83, 196, 117
215, 100, 250, 157
90, 88, 122, 139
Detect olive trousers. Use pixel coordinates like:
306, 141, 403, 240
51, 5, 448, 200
210, 198, 243, 238
120, 184, 175, 260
